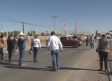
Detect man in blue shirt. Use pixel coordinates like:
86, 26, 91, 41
18, 33, 28, 66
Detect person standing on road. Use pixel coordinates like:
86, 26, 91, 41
0, 37, 4, 61
0, 33, 4, 59
7, 35, 14, 63
79, 36, 82, 41
31, 35, 41, 62
18, 33, 28, 67
86, 36, 89, 46
89, 35, 95, 50
47, 31, 63, 71
13, 36, 17, 55
98, 34, 109, 71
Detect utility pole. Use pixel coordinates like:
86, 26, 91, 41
84, 29, 85, 35
75, 22, 76, 35
22, 22, 24, 33
52, 16, 57, 32
64, 19, 66, 35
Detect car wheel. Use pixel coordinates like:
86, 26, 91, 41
72, 43, 78, 48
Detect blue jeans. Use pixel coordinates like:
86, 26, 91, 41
14, 46, 16, 54
91, 43, 94, 49
51, 50, 60, 71
33, 47, 39, 61
19, 50, 25, 66
8, 50, 13, 61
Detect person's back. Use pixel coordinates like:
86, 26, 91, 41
13, 38, 16, 46
47, 31, 63, 71
98, 34, 109, 71
7, 38, 14, 51
0, 40, 3, 48
18, 37, 26, 50
86, 37, 88, 42
32, 39, 41, 47
48, 35, 62, 50
90, 36, 94, 43
99, 39, 109, 52
0, 38, 4, 61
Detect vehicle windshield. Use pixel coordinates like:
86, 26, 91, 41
69, 37, 74, 40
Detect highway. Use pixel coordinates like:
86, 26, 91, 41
0, 41, 100, 81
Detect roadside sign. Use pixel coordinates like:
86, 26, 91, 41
109, 30, 112, 32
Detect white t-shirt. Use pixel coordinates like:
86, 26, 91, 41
32, 39, 41, 48
47, 35, 63, 50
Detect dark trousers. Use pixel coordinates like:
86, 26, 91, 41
8, 50, 13, 61
19, 50, 25, 66
86, 41, 88, 46
51, 50, 59, 71
0, 48, 4, 61
33, 47, 39, 61
99, 51, 109, 70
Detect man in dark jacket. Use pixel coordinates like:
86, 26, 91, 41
7, 35, 14, 63
18, 33, 28, 66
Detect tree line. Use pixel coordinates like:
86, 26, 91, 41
1, 30, 62, 36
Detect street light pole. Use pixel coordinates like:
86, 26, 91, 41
52, 16, 57, 32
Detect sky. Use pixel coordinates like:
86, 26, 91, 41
0, 0, 112, 35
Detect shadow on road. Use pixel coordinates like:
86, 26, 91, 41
0, 62, 109, 75
0, 62, 53, 71
4, 60, 33, 63
47, 66, 99, 71
0, 62, 18, 66
4, 66, 53, 71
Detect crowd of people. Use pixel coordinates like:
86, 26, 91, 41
0, 31, 63, 70
0, 32, 110, 72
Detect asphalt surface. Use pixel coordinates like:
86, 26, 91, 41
108, 42, 112, 74
0, 41, 91, 81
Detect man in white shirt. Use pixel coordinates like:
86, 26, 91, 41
47, 31, 63, 71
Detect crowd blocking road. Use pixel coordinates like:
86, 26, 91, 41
0, 41, 93, 81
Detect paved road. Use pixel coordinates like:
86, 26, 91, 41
108, 42, 112, 73
0, 42, 91, 81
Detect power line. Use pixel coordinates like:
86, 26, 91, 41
0, 15, 60, 28
0, 0, 9, 3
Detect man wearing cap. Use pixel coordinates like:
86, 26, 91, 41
47, 31, 63, 71
18, 33, 28, 66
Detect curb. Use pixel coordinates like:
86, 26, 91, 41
108, 61, 112, 81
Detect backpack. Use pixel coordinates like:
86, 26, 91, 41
0, 41, 3, 48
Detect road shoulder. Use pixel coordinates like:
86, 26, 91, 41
60, 49, 109, 81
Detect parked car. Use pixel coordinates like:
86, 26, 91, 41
60, 36, 82, 48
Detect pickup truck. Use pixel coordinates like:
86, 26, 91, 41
60, 36, 82, 48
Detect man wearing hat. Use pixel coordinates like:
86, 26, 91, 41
47, 31, 63, 71
18, 33, 28, 66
